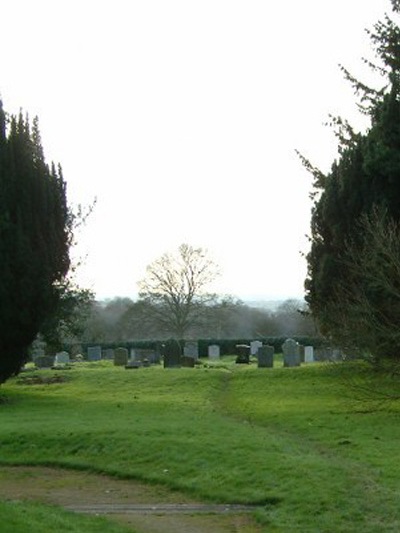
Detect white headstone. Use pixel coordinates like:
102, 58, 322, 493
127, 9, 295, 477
208, 344, 220, 360
304, 346, 314, 363
250, 340, 263, 356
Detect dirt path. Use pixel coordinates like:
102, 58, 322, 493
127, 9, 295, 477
0, 466, 264, 533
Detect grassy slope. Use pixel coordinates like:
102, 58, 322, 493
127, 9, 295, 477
1, 360, 400, 531
0, 500, 134, 533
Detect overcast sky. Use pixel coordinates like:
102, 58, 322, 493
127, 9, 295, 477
1, 0, 390, 302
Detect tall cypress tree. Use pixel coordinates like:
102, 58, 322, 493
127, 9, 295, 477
0, 101, 71, 383
304, 2, 400, 357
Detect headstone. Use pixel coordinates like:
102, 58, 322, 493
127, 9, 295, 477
250, 340, 263, 356
181, 356, 195, 368
183, 342, 199, 359
282, 338, 301, 367
34, 355, 55, 368
304, 346, 314, 363
164, 353, 181, 368
54, 351, 70, 365
163, 340, 181, 368
208, 344, 220, 361
102, 348, 115, 360
133, 348, 160, 364
257, 345, 274, 368
114, 347, 129, 366
235, 344, 250, 364
87, 346, 102, 361
125, 361, 141, 369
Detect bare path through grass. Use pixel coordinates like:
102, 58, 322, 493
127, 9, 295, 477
0, 466, 264, 533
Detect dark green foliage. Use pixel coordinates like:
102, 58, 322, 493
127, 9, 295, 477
0, 102, 71, 382
304, 5, 400, 357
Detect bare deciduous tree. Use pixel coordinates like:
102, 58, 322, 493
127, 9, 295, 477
137, 243, 220, 339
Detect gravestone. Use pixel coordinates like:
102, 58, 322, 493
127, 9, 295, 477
282, 338, 301, 367
54, 351, 70, 365
183, 342, 199, 359
114, 347, 129, 366
102, 348, 115, 360
87, 346, 102, 361
304, 346, 314, 363
125, 360, 141, 369
250, 340, 263, 356
163, 352, 181, 368
34, 355, 55, 368
181, 356, 195, 368
208, 344, 220, 361
235, 344, 250, 364
257, 345, 274, 368
163, 340, 181, 368
134, 348, 161, 365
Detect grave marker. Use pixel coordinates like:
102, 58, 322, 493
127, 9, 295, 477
282, 338, 301, 367
257, 345, 274, 368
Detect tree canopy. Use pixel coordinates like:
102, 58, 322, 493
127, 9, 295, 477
0, 101, 72, 382
303, 1, 400, 360
137, 243, 220, 339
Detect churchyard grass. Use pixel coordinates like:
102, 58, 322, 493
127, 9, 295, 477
1, 359, 400, 531
0, 500, 134, 533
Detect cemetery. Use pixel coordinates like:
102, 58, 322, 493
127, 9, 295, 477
1, 339, 399, 532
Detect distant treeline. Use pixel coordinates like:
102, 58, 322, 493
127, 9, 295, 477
72, 296, 317, 346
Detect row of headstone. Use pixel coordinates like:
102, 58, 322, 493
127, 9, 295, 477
255, 340, 316, 369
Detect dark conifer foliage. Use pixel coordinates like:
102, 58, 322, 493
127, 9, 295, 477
304, 2, 400, 352
0, 101, 71, 382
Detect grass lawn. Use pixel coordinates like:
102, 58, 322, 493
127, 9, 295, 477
1, 358, 400, 531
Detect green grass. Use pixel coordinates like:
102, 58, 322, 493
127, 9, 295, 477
0, 500, 134, 533
1, 359, 400, 531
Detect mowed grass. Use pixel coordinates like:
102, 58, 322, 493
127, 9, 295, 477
0, 500, 135, 533
1, 359, 400, 531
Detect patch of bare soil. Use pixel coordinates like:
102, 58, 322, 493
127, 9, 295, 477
0, 466, 264, 533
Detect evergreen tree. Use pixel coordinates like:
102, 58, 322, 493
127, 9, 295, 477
304, 1, 400, 358
0, 101, 72, 382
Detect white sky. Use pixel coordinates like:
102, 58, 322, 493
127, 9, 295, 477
0, 0, 390, 301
